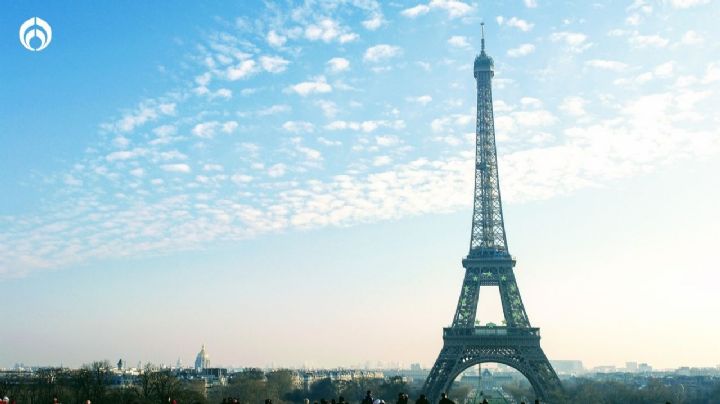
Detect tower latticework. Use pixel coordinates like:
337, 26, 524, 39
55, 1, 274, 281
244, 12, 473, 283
422, 24, 562, 402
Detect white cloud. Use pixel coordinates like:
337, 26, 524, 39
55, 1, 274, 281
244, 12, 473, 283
448, 36, 471, 49
494, 100, 514, 113
222, 121, 238, 134
129, 168, 145, 177
494, 78, 514, 89
431, 114, 473, 133
63, 175, 82, 186
428, 0, 473, 18
625, 14, 642, 26
256, 104, 291, 116
401, 4, 430, 17
294, 143, 322, 162
654, 61, 675, 78
371, 66, 393, 74
192, 121, 238, 138
623, 62, 675, 87
339, 34, 358, 43
524, 0, 538, 7
325, 120, 405, 132
318, 137, 342, 146
305, 19, 357, 43
268, 163, 287, 178
585, 59, 628, 71
401, 0, 472, 19
680, 30, 703, 45
161, 163, 191, 173
112, 136, 130, 148
231, 174, 253, 184
373, 156, 393, 166
267, 30, 287, 47
362, 14, 385, 30
260, 56, 290, 73
226, 59, 257, 80
195, 85, 233, 99
153, 124, 176, 137
106, 148, 148, 162
364, 44, 402, 62
629, 34, 669, 48
550, 31, 591, 52
607, 28, 629, 37
507, 43, 535, 57
511, 110, 557, 127
315, 100, 339, 118
669, 0, 709, 8
559, 96, 587, 116
282, 121, 315, 133
203, 164, 223, 171
520, 97, 543, 108
287, 76, 332, 96
155, 150, 187, 161
406, 95, 433, 105
702, 62, 720, 84
327, 57, 350, 73
195, 72, 211, 86
103, 102, 176, 133
214, 88, 232, 99
497, 16, 534, 32
376, 135, 400, 147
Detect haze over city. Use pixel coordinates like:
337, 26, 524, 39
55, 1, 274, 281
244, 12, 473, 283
1, 0, 719, 376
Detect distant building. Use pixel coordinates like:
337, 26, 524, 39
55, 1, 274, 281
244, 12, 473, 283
397, 363, 430, 383
638, 363, 652, 373
550, 360, 585, 375
625, 362, 638, 372
195, 344, 210, 371
299, 369, 385, 391
592, 365, 617, 373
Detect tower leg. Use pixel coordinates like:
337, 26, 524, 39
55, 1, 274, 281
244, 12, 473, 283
422, 346, 459, 403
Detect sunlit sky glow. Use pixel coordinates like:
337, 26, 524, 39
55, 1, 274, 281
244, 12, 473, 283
1, 0, 719, 370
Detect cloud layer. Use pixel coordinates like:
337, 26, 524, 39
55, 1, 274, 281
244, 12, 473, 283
2, 0, 719, 278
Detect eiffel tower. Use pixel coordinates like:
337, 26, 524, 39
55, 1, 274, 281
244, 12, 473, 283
422, 24, 562, 402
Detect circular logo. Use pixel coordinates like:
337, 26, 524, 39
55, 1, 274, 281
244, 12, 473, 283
19, 17, 53, 52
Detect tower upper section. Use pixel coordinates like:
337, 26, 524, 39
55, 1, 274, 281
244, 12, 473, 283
468, 24, 509, 259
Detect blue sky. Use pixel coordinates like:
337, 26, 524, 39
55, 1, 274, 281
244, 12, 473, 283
1, 0, 719, 370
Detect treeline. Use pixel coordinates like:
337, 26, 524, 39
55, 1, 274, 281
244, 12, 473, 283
209, 370, 420, 404
0, 361, 206, 404
4, 363, 720, 404
555, 377, 720, 404
0, 365, 430, 404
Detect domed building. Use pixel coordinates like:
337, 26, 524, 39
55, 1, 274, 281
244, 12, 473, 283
195, 344, 210, 371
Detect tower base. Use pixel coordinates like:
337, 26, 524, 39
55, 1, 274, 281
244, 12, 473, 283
423, 327, 562, 402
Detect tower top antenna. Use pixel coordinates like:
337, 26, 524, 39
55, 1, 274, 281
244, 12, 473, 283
481, 22, 485, 53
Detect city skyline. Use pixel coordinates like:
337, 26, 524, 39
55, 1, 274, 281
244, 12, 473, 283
1, 0, 720, 372
3, 341, 700, 375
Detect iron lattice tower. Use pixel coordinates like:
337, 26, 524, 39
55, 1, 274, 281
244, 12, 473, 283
422, 25, 562, 402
